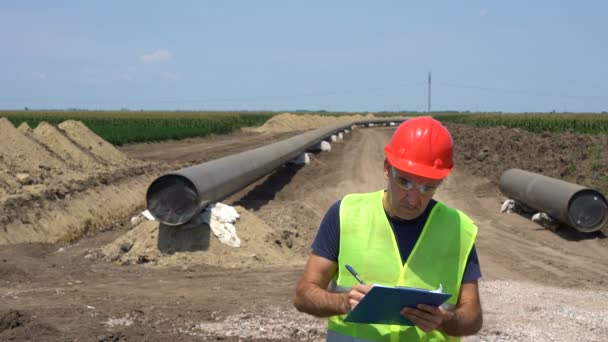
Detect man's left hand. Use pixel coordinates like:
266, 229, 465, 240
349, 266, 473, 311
400, 304, 454, 333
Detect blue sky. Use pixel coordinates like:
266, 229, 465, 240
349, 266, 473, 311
1, 1, 607, 112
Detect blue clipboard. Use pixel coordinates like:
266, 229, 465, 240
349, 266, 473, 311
344, 285, 452, 326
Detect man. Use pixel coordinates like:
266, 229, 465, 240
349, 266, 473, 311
293, 116, 482, 341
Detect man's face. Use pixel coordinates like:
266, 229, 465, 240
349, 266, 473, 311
383, 160, 443, 220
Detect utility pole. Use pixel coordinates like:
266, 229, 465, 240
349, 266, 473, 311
427, 72, 432, 113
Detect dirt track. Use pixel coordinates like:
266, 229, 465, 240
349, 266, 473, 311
1, 123, 608, 341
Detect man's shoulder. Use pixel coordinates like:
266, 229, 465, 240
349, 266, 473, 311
327, 199, 342, 214
434, 201, 475, 222
342, 190, 384, 205
432, 201, 478, 237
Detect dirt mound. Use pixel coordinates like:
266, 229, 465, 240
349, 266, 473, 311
0, 118, 68, 187
58, 120, 128, 165
447, 123, 608, 195
0, 174, 153, 244
0, 163, 18, 197
17, 122, 32, 134
99, 206, 303, 268
0, 117, 154, 244
32, 122, 100, 169
251, 112, 373, 133
247, 200, 322, 257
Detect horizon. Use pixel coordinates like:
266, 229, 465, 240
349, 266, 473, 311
3, 108, 607, 115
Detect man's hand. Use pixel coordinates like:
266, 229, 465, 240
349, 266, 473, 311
348, 284, 371, 310
401, 304, 455, 333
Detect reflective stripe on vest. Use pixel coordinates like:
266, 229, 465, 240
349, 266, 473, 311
327, 190, 477, 342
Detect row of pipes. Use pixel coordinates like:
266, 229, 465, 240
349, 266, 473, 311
146, 119, 403, 226
146, 118, 608, 233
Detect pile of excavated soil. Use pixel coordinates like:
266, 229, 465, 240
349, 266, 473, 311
446, 123, 608, 195
99, 206, 303, 268
0, 118, 125, 199
242, 200, 322, 257
0, 175, 154, 244
16, 122, 32, 134
0, 117, 154, 244
250, 112, 377, 133
0, 118, 70, 185
0, 161, 20, 197
58, 120, 128, 165
31, 122, 100, 168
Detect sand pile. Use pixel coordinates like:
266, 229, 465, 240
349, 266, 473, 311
0, 166, 12, 198
0, 117, 152, 244
58, 120, 128, 165
32, 122, 100, 169
0, 166, 22, 197
0, 118, 68, 188
99, 206, 303, 268
0, 118, 133, 199
17, 122, 32, 134
251, 112, 376, 133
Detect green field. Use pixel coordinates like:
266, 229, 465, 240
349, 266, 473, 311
1, 110, 415, 145
3, 110, 607, 146
1, 110, 274, 145
434, 113, 608, 135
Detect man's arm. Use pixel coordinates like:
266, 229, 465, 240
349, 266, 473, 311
293, 254, 351, 317
439, 280, 483, 335
401, 280, 483, 336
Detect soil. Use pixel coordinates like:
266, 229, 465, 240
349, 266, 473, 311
0, 117, 69, 183
118, 130, 301, 166
448, 123, 608, 195
0, 119, 296, 244
248, 112, 378, 133
1, 115, 607, 341
57, 120, 128, 165
31, 122, 99, 168
99, 205, 303, 268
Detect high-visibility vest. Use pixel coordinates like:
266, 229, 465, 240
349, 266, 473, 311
327, 190, 477, 342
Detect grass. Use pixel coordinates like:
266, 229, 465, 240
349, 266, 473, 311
1, 109, 415, 145
1, 110, 274, 145
434, 113, 608, 135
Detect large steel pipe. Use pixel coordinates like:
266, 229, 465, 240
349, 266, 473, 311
147, 118, 405, 225
499, 168, 608, 233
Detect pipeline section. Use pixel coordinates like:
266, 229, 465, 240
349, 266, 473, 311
147, 118, 405, 226
499, 168, 608, 233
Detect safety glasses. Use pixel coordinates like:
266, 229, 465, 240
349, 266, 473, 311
390, 167, 442, 195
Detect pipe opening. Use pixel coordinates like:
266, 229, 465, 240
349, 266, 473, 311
568, 190, 608, 232
146, 174, 199, 226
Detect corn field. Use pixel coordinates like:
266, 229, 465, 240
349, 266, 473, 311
1, 111, 274, 145
435, 113, 608, 135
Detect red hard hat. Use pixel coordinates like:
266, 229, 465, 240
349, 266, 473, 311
384, 116, 454, 180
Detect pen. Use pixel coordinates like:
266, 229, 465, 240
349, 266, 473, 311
345, 264, 366, 285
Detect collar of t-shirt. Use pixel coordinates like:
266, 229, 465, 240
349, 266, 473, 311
383, 199, 438, 264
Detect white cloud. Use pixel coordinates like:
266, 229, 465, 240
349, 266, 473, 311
38, 73, 47, 80
140, 49, 173, 63
480, 9, 489, 17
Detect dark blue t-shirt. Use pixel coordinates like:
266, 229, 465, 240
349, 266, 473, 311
312, 199, 481, 284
